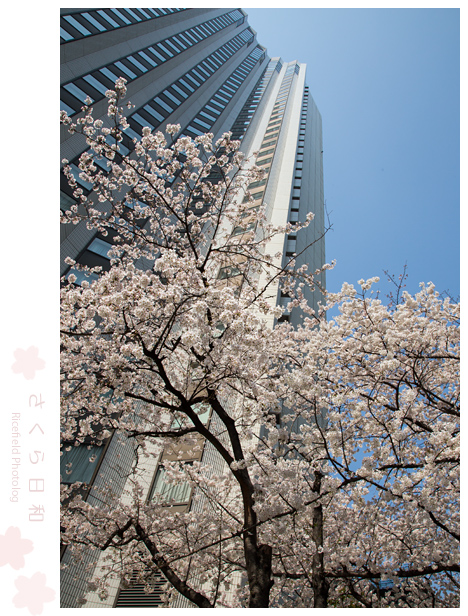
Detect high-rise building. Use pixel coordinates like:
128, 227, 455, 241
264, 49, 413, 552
60, 8, 325, 608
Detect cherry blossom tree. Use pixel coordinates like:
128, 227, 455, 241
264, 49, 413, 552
60, 80, 459, 608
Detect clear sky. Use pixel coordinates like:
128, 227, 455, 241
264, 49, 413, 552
243, 7, 460, 300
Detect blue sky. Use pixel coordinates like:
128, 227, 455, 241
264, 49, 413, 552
243, 7, 460, 300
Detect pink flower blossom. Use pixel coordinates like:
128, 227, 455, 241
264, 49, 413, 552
11, 347, 45, 380
13, 572, 55, 614
0, 527, 33, 569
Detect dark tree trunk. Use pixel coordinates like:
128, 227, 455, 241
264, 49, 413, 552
312, 472, 329, 608
246, 543, 273, 607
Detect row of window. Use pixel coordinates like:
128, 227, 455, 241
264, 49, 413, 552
184, 45, 265, 138
244, 66, 297, 204
284, 83, 309, 268
232, 64, 298, 258
230, 57, 281, 141
61, 10, 245, 116
62, 404, 211, 506
125, 36, 259, 142
62, 34, 261, 197
274, 67, 304, 323
226, 65, 299, 320
62, 48, 266, 286
147, 403, 211, 506
120, 30, 256, 142
60, 8, 186, 43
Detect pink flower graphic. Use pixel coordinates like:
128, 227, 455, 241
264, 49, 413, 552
11, 347, 45, 380
0, 527, 33, 570
13, 572, 55, 615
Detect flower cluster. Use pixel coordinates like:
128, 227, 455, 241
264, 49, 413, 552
60, 82, 459, 608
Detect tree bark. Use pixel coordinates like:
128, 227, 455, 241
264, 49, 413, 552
312, 472, 329, 608
245, 543, 273, 607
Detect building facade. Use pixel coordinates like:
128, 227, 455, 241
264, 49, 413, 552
60, 7, 325, 608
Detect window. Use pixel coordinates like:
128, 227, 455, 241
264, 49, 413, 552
138, 51, 157, 67
200, 110, 217, 122
285, 236, 297, 256
63, 83, 92, 104
82, 12, 107, 32
82, 74, 108, 95
153, 97, 173, 114
250, 191, 264, 201
218, 265, 241, 279
248, 179, 266, 189
110, 8, 131, 25
206, 103, 222, 115
148, 46, 166, 62
173, 35, 188, 49
61, 444, 104, 484
127, 55, 148, 72
192, 117, 212, 130
62, 15, 91, 36
164, 38, 180, 54
97, 10, 119, 28
150, 466, 192, 505
172, 84, 189, 99
232, 222, 255, 236
143, 105, 164, 122
158, 42, 174, 58
100, 66, 119, 82
164, 90, 182, 106
60, 100, 75, 116
87, 238, 113, 259
125, 8, 142, 22
258, 148, 274, 158
60, 191, 76, 212
114, 61, 137, 79
172, 403, 211, 428
138, 8, 152, 19
69, 163, 93, 189
124, 126, 141, 141
178, 77, 194, 93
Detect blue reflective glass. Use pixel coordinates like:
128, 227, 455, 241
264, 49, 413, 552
83, 74, 108, 95
138, 51, 157, 67
88, 238, 113, 258
63, 15, 91, 36
60, 27, 74, 41
82, 12, 107, 32
154, 97, 173, 114
60, 100, 75, 115
143, 105, 164, 122
114, 61, 137, 79
132, 113, 154, 129
97, 10, 119, 28
124, 8, 142, 21
100, 66, 119, 83
148, 46, 166, 62
63, 83, 93, 104
157, 43, 173, 58
127, 55, 147, 73
110, 8, 131, 24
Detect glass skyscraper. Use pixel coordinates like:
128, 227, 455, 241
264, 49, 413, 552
60, 8, 325, 607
